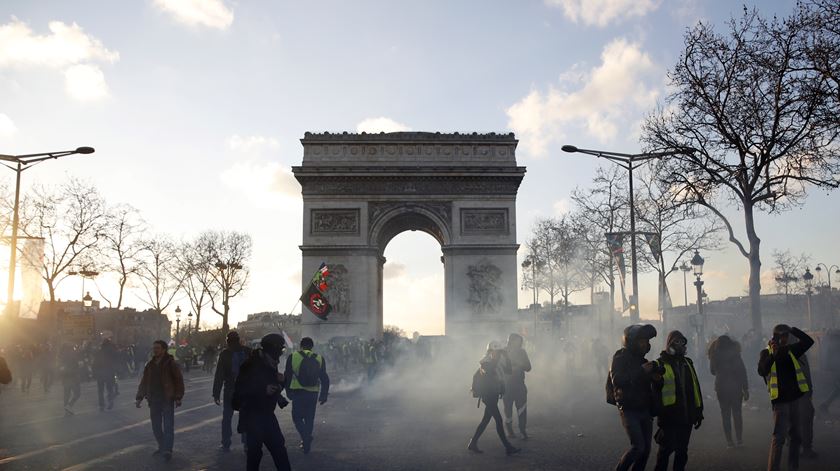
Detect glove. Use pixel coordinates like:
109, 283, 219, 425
319, 397, 328, 405
743, 390, 750, 402
694, 418, 703, 430
277, 395, 290, 409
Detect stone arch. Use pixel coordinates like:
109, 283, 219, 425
368, 203, 452, 255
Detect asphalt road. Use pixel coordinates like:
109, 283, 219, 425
1, 362, 839, 470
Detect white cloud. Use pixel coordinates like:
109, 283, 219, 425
356, 117, 411, 134
0, 18, 118, 102
153, 0, 234, 30
0, 113, 17, 138
227, 134, 281, 154
64, 64, 109, 101
553, 198, 570, 216
506, 38, 661, 158
221, 134, 299, 208
546, 0, 661, 27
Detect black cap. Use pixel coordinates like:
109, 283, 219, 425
261, 333, 286, 360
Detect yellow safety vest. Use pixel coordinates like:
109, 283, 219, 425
660, 360, 702, 408
768, 347, 810, 400
290, 350, 323, 392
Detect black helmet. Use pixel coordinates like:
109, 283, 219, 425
622, 324, 657, 348
261, 333, 286, 360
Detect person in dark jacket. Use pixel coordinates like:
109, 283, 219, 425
468, 341, 520, 456
284, 336, 330, 454
757, 325, 814, 471
0, 352, 11, 389
136, 340, 185, 462
708, 335, 749, 448
611, 324, 658, 471
94, 339, 118, 411
653, 331, 703, 471
503, 333, 532, 439
213, 331, 251, 452
59, 344, 83, 416
796, 345, 817, 459
233, 333, 291, 471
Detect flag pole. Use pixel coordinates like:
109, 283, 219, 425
288, 298, 301, 316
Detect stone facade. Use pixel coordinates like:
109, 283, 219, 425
292, 132, 526, 340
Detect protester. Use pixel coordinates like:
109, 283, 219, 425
653, 331, 703, 471
708, 335, 749, 448
59, 344, 83, 416
213, 331, 251, 452
362, 339, 378, 381
503, 333, 532, 439
136, 340, 185, 462
233, 333, 292, 471
757, 324, 814, 471
0, 352, 11, 390
468, 341, 520, 456
284, 336, 330, 454
797, 351, 817, 459
94, 339, 119, 411
609, 324, 658, 471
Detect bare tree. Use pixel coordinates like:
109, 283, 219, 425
526, 219, 563, 308
550, 215, 588, 309
19, 179, 106, 303
195, 231, 252, 335
772, 249, 810, 300
176, 239, 215, 333
642, 7, 840, 331
102, 204, 146, 308
137, 235, 182, 313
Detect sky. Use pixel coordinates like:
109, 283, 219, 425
0, 0, 836, 336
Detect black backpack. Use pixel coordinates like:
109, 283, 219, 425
605, 371, 617, 405
471, 366, 498, 399
296, 352, 321, 388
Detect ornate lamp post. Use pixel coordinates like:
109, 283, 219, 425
691, 250, 705, 353
187, 311, 193, 342
803, 268, 814, 330
83, 292, 93, 312
174, 305, 182, 346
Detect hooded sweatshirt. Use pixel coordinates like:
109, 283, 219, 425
656, 331, 703, 426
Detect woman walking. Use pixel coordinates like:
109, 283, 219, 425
468, 341, 520, 455
708, 335, 749, 448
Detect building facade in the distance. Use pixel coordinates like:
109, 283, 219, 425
234, 312, 301, 342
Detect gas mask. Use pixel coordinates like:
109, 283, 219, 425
667, 338, 687, 356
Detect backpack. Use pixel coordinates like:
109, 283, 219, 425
605, 371, 616, 405
230, 349, 247, 381
471, 366, 497, 398
296, 352, 321, 388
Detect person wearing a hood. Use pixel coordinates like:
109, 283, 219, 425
503, 333, 532, 439
757, 324, 814, 471
652, 331, 703, 471
135, 340, 185, 462
468, 341, 520, 456
233, 333, 291, 471
708, 335, 749, 448
610, 324, 658, 471
213, 330, 252, 452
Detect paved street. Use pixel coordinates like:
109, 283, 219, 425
1, 361, 839, 470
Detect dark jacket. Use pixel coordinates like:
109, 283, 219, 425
93, 342, 118, 380
283, 350, 330, 401
136, 353, 185, 403
709, 338, 748, 399
655, 352, 703, 426
0, 355, 10, 385
233, 350, 288, 433
757, 327, 814, 405
610, 347, 656, 413
504, 347, 532, 385
213, 345, 251, 400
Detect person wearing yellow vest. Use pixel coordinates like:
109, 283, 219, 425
652, 331, 703, 471
283, 337, 330, 455
757, 324, 814, 471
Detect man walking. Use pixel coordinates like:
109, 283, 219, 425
213, 331, 251, 452
610, 324, 659, 471
284, 336, 330, 454
653, 331, 703, 471
757, 324, 813, 471
59, 344, 83, 416
233, 333, 292, 471
136, 340, 185, 462
503, 333, 531, 439
94, 339, 118, 411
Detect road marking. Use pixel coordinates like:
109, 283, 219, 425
0, 402, 215, 465
61, 444, 152, 471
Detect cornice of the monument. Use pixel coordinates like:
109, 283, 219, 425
301, 131, 517, 143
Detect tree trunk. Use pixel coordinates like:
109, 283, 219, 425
745, 203, 763, 333
47, 280, 56, 303
117, 277, 126, 309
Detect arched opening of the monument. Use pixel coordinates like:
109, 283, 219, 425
382, 231, 445, 336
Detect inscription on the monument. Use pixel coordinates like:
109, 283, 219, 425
461, 208, 509, 235
310, 209, 360, 235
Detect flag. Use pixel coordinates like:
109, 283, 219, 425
282, 330, 295, 350
644, 233, 662, 262
606, 232, 630, 312
300, 262, 332, 320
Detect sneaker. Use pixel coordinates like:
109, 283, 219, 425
726, 441, 735, 449
152, 450, 162, 457
107, 399, 114, 410
163, 451, 172, 462
467, 439, 483, 454
64, 406, 75, 416
520, 431, 529, 440
736, 440, 744, 448
218, 445, 230, 453
506, 446, 521, 456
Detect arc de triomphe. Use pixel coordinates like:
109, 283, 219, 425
292, 132, 526, 340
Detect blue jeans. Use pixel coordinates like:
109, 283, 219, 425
616, 409, 653, 471
222, 388, 245, 448
149, 399, 175, 453
291, 389, 319, 443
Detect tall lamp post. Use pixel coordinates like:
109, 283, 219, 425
0, 146, 95, 315
187, 311, 193, 342
803, 268, 814, 330
680, 261, 691, 306
814, 263, 839, 291
562, 145, 695, 323
174, 305, 181, 346
691, 250, 705, 353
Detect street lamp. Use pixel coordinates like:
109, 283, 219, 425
690, 250, 705, 351
814, 264, 839, 291
69, 267, 100, 301
174, 305, 182, 345
187, 311, 193, 341
82, 292, 93, 309
0, 146, 95, 315
803, 268, 814, 329
680, 261, 691, 306
562, 144, 695, 323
